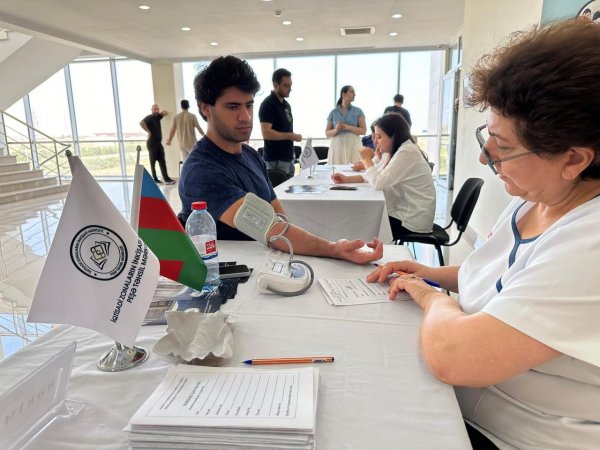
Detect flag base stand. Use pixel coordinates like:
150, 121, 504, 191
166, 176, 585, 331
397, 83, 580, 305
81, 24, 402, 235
97, 342, 149, 372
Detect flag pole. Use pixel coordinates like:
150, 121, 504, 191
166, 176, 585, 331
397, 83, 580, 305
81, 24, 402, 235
129, 145, 143, 232
93, 146, 149, 372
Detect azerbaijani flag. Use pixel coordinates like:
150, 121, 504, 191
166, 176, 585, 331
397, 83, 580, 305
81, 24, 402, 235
131, 165, 207, 291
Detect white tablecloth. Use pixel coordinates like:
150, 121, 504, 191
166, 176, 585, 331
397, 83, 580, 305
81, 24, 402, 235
275, 166, 394, 243
0, 242, 470, 450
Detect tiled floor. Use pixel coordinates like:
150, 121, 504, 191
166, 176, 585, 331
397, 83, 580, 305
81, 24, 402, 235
0, 180, 451, 361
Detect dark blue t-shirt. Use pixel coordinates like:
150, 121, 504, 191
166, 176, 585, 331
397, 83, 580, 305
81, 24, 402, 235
178, 136, 277, 241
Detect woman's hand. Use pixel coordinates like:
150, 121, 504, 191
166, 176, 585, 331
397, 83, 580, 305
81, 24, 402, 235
331, 172, 349, 183
351, 161, 365, 171
367, 260, 440, 306
359, 147, 374, 162
366, 260, 422, 284
388, 275, 441, 309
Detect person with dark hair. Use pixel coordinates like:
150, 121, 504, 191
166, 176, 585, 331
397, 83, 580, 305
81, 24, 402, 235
178, 55, 383, 264
326, 85, 366, 164
368, 20, 600, 449
139, 104, 175, 184
332, 114, 435, 238
384, 94, 412, 127
167, 99, 205, 161
258, 68, 302, 178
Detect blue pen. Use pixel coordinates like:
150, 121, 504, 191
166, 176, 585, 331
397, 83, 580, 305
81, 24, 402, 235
372, 263, 441, 288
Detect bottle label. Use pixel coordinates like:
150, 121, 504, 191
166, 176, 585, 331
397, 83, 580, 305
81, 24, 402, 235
191, 235, 218, 259
205, 240, 216, 255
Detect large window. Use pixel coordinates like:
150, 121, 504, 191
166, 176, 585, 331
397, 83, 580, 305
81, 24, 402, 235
399, 51, 435, 134
70, 61, 117, 141
115, 59, 154, 175
70, 60, 120, 177
3, 49, 445, 179
337, 53, 399, 129
276, 56, 335, 140
29, 69, 72, 141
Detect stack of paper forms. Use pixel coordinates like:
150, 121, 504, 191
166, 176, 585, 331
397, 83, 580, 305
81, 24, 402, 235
126, 365, 318, 449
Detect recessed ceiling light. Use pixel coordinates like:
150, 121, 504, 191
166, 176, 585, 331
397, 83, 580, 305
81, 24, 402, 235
139, 5, 150, 10
261, 0, 273, 2
210, 41, 219, 46
181, 27, 191, 31
282, 20, 292, 26
392, 13, 402, 19
389, 32, 398, 37
296, 37, 304, 42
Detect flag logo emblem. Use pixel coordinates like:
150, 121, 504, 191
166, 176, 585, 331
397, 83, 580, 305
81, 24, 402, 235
70, 226, 128, 280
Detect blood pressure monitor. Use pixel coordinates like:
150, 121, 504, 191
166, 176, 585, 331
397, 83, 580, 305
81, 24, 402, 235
256, 257, 313, 296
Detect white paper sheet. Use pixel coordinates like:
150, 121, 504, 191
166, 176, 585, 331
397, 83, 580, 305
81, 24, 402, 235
318, 278, 410, 305
128, 365, 316, 431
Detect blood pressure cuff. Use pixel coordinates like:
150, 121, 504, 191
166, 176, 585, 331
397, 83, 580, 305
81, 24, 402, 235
233, 193, 279, 245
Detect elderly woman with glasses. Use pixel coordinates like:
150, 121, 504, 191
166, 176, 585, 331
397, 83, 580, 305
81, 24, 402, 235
368, 20, 600, 450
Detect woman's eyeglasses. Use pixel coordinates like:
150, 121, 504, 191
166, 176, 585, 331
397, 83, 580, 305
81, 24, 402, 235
476, 124, 538, 175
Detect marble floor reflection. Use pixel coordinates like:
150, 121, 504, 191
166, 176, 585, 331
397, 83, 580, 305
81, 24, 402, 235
0, 179, 448, 361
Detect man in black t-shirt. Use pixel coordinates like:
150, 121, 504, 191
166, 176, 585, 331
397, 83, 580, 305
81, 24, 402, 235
383, 94, 412, 128
139, 104, 175, 184
258, 68, 302, 178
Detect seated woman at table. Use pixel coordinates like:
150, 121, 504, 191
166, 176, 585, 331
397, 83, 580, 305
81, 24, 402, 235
367, 20, 600, 450
332, 113, 436, 239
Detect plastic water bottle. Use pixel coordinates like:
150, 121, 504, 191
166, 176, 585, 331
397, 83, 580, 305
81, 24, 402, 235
185, 201, 220, 292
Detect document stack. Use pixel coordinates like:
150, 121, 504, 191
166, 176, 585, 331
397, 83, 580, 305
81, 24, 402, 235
126, 365, 318, 449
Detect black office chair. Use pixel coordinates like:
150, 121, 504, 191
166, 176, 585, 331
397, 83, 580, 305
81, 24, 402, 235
294, 146, 302, 160
267, 168, 290, 187
396, 178, 484, 266
257, 147, 264, 157
313, 146, 329, 164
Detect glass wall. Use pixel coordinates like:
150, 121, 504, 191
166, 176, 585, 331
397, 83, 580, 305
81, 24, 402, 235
400, 51, 434, 134
3, 49, 444, 179
337, 53, 399, 130
276, 56, 335, 141
115, 59, 154, 176
29, 69, 72, 141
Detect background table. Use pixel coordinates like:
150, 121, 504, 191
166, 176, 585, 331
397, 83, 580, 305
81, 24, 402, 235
0, 242, 470, 450
275, 166, 394, 243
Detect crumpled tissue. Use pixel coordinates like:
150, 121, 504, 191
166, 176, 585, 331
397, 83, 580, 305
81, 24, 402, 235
153, 310, 235, 364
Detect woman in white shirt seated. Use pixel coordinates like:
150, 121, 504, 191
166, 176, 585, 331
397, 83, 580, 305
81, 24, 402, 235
332, 113, 436, 240
368, 19, 600, 450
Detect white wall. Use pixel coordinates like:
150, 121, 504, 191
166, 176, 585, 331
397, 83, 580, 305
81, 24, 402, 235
0, 33, 82, 110
449, 0, 543, 264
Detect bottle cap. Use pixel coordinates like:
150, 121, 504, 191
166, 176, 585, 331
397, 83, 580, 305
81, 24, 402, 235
191, 201, 207, 210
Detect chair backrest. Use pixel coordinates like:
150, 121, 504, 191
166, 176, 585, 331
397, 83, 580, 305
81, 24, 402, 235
450, 178, 484, 232
313, 146, 329, 160
257, 147, 264, 157
267, 168, 290, 187
294, 146, 302, 160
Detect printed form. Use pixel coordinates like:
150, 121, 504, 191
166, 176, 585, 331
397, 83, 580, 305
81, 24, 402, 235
128, 365, 316, 430
318, 278, 410, 305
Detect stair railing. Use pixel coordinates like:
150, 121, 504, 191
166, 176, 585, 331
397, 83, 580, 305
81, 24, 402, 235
0, 109, 71, 184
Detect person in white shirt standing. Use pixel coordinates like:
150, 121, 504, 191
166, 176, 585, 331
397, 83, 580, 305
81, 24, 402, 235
167, 99, 205, 161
